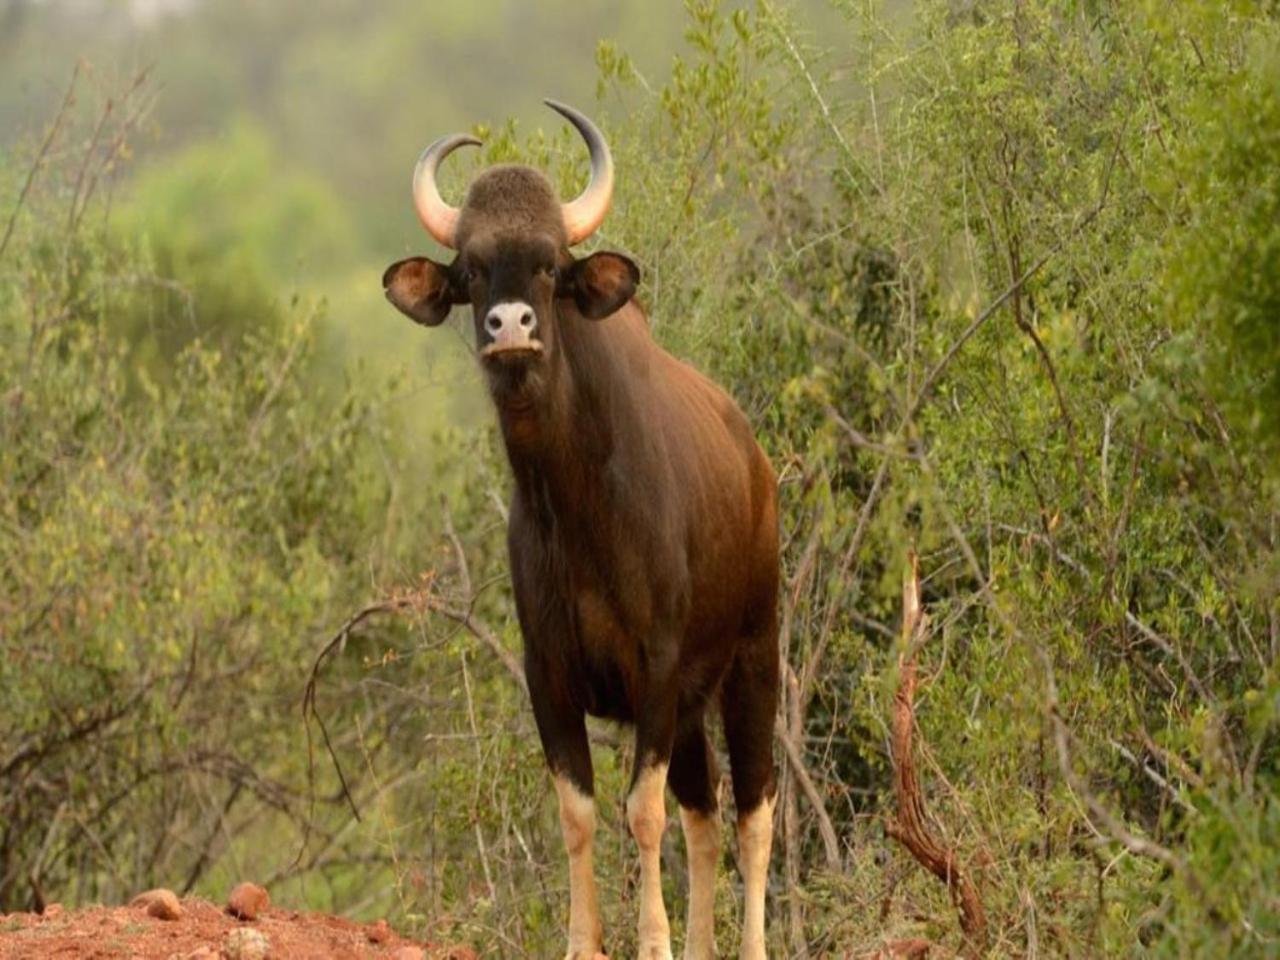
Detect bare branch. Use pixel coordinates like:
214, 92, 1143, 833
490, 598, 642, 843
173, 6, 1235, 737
774, 714, 841, 872
886, 550, 987, 957
0, 62, 80, 262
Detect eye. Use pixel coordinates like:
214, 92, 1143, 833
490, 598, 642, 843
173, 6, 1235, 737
542, 264, 558, 280
462, 264, 485, 284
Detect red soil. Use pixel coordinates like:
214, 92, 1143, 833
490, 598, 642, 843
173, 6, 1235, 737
0, 897, 475, 959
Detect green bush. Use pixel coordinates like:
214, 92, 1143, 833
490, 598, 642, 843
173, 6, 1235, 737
0, 99, 428, 911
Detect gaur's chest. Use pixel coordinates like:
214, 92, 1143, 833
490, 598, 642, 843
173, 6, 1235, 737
562, 583, 639, 720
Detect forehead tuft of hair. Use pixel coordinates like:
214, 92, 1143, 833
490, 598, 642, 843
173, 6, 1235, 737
457, 165, 567, 246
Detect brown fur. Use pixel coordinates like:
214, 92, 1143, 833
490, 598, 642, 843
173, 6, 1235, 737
457, 166, 566, 247
503, 288, 781, 810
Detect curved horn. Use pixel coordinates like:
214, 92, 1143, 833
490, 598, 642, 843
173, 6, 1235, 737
546, 99, 614, 245
412, 132, 481, 248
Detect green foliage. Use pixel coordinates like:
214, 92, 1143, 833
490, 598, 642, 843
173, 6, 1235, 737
0, 101, 433, 913
1160, 24, 1280, 460
110, 119, 358, 365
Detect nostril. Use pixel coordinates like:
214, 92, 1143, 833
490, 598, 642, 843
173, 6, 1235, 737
485, 312, 503, 335
519, 310, 536, 330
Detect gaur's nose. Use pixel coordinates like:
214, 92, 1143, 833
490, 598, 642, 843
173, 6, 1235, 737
480, 300, 541, 358
485, 302, 537, 338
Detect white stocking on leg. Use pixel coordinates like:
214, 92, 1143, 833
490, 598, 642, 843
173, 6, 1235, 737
554, 776, 604, 960
679, 804, 720, 960
627, 763, 674, 960
736, 794, 775, 960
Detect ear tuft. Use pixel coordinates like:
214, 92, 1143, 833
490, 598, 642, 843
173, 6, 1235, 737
564, 251, 639, 320
382, 256, 465, 327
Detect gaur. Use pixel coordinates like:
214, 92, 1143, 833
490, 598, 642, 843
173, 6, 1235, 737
383, 100, 780, 960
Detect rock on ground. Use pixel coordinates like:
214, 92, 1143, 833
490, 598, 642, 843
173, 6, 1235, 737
131, 888, 184, 921
225, 881, 271, 921
222, 926, 270, 960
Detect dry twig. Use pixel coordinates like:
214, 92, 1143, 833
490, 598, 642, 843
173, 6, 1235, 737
886, 551, 987, 957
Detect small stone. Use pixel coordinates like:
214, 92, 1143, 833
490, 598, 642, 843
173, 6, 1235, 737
367, 918, 392, 944
391, 948, 425, 960
225, 882, 270, 921
130, 888, 183, 921
223, 927, 271, 960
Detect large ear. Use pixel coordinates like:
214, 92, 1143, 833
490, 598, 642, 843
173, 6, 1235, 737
382, 256, 467, 327
560, 251, 639, 320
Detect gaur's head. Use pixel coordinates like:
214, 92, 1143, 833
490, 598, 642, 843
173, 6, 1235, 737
382, 101, 638, 403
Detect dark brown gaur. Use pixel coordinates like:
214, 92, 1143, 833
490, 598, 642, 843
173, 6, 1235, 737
383, 100, 780, 960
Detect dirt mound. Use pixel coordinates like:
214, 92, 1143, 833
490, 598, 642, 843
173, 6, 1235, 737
0, 895, 474, 959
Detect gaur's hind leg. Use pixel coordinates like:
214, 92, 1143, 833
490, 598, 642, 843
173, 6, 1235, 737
668, 715, 721, 960
721, 627, 779, 960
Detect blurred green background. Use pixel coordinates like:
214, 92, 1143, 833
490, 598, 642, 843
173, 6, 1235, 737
0, 0, 838, 433
0, 1, 699, 437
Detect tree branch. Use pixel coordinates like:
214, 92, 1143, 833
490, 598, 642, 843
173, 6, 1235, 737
886, 551, 987, 957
